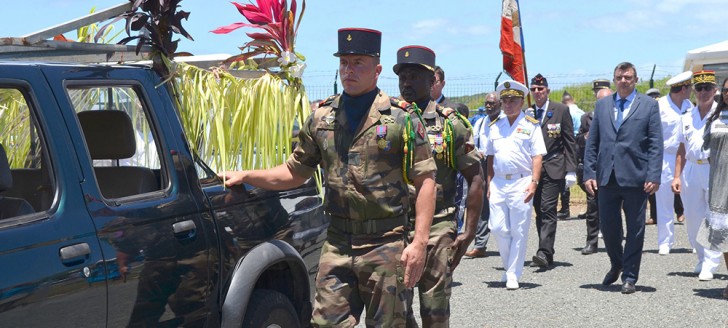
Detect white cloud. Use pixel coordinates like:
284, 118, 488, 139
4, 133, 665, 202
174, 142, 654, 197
584, 10, 662, 33
583, 0, 728, 34
412, 19, 447, 34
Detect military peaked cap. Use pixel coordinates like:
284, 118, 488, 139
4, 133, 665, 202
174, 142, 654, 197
334, 28, 381, 57
592, 79, 611, 90
393, 45, 436, 74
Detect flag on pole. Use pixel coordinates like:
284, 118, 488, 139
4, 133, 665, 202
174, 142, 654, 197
500, 0, 525, 84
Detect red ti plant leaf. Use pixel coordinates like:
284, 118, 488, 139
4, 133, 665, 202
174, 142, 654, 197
211, 22, 248, 34
214, 0, 306, 66
232, 1, 271, 25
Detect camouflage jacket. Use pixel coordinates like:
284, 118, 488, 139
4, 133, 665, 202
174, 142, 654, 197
287, 90, 436, 223
412, 100, 481, 219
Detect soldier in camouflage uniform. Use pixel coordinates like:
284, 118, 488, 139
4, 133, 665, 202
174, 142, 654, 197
394, 45, 484, 328
218, 28, 437, 328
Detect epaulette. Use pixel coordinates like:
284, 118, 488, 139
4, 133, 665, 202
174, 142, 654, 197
319, 94, 338, 108
390, 97, 411, 110
439, 106, 456, 117
438, 106, 472, 129
489, 116, 501, 127
525, 115, 539, 124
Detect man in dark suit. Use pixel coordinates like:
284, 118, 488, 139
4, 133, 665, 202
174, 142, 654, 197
528, 73, 577, 268
431, 66, 455, 108
584, 62, 663, 294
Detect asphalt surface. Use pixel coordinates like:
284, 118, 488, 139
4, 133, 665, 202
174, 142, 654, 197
358, 213, 728, 327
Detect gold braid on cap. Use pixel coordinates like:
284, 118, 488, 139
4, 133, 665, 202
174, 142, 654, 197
693, 73, 716, 85
671, 80, 692, 87
500, 89, 524, 98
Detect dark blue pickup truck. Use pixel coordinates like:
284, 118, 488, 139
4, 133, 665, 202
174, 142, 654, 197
0, 62, 326, 327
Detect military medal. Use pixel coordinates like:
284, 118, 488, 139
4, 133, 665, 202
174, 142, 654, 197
378, 138, 388, 149
435, 134, 444, 153
376, 125, 387, 138
376, 125, 388, 149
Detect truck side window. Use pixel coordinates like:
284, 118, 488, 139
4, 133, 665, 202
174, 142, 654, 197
0, 87, 56, 219
68, 86, 165, 199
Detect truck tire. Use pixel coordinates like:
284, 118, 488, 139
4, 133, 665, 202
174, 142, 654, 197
242, 289, 301, 328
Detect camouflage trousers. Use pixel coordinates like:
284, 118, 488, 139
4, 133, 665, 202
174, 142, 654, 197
311, 236, 410, 328
407, 217, 457, 328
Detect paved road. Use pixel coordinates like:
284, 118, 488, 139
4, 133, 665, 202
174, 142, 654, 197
359, 215, 728, 327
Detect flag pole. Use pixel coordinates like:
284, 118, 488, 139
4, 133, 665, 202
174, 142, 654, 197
522, 54, 532, 108
515, 0, 531, 108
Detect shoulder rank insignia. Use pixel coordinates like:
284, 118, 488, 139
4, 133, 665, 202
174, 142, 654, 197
380, 115, 395, 124
440, 106, 455, 117
390, 97, 411, 110
525, 115, 540, 124
489, 116, 501, 127
319, 94, 338, 108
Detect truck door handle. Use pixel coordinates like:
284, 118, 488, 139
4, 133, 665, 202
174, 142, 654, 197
59, 243, 91, 266
173, 220, 197, 239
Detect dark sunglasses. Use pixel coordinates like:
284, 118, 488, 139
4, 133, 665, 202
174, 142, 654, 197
694, 84, 715, 92
484, 101, 498, 106
530, 86, 545, 92
722, 88, 728, 94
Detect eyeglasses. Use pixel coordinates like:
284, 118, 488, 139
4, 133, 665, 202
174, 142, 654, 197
484, 101, 498, 107
614, 75, 635, 81
530, 86, 545, 92
722, 88, 728, 94
694, 85, 715, 92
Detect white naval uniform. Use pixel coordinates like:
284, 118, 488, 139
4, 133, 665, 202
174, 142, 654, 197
678, 103, 722, 273
486, 112, 546, 282
656, 95, 692, 252
474, 114, 494, 153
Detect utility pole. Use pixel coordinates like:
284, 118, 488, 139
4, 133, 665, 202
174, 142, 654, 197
333, 70, 338, 94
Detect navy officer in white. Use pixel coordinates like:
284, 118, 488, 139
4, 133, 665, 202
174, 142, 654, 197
486, 80, 546, 290
584, 62, 663, 294
655, 70, 694, 255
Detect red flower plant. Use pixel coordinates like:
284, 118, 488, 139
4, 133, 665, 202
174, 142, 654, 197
212, 0, 306, 64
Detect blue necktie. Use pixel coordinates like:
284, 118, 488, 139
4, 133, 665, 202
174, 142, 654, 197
616, 98, 626, 129
536, 108, 544, 120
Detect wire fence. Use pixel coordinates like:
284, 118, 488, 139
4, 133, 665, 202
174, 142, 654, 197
306, 80, 624, 115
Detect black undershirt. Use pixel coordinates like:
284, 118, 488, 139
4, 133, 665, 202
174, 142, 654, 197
341, 88, 379, 134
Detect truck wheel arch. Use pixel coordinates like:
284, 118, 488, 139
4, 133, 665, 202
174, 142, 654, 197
220, 239, 312, 328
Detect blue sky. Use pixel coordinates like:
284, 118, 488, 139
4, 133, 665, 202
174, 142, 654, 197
4, 0, 728, 96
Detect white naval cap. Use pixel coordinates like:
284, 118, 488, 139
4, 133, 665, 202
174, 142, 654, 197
666, 71, 693, 87
496, 80, 529, 98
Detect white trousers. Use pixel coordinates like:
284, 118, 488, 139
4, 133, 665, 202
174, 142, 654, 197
489, 175, 532, 281
681, 162, 722, 273
656, 154, 676, 249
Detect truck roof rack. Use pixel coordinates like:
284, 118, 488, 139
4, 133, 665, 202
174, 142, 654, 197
0, 2, 267, 79
0, 2, 151, 63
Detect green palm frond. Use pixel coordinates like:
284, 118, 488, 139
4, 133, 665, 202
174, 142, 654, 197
174, 62, 311, 172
